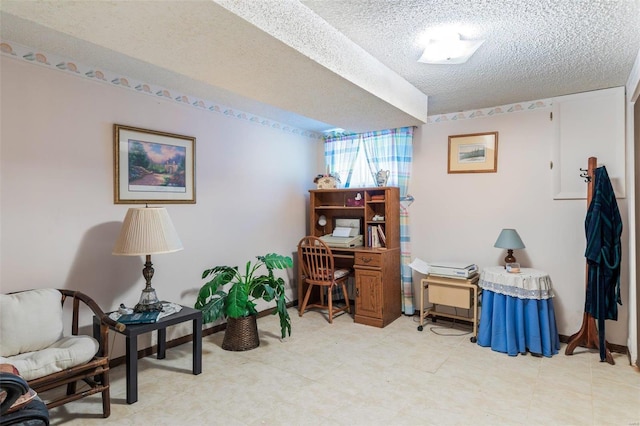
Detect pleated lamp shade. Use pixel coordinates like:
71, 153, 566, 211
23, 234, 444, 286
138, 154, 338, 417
113, 207, 183, 256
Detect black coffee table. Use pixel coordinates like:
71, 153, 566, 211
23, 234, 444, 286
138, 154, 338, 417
94, 305, 202, 404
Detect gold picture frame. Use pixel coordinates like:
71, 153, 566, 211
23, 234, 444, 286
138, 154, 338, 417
448, 132, 498, 174
114, 124, 196, 204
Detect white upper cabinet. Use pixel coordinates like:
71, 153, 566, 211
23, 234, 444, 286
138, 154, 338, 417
551, 86, 625, 199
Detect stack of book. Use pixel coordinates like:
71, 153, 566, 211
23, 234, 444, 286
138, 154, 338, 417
368, 224, 386, 248
117, 311, 160, 325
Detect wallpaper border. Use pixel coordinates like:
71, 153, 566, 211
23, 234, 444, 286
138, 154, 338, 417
427, 99, 553, 124
0, 41, 323, 140
1, 40, 553, 132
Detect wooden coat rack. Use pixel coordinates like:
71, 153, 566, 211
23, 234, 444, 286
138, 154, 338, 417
564, 156, 614, 364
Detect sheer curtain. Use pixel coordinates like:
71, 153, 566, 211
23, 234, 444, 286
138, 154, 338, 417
324, 132, 361, 186
323, 127, 415, 314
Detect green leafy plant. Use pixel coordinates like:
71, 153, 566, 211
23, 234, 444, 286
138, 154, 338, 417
195, 253, 293, 338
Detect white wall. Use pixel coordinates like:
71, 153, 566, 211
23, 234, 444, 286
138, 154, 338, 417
411, 107, 629, 345
1, 53, 634, 353
0, 57, 320, 355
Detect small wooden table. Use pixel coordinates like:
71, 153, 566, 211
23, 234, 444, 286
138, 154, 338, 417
418, 274, 480, 342
93, 305, 202, 404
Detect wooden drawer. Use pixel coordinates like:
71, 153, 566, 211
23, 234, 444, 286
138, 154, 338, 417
354, 252, 382, 268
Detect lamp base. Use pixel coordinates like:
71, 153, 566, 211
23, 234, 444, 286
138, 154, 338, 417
134, 287, 163, 313
133, 256, 164, 313
134, 301, 163, 313
504, 249, 517, 266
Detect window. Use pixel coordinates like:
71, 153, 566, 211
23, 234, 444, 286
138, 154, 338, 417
324, 126, 415, 314
346, 144, 375, 187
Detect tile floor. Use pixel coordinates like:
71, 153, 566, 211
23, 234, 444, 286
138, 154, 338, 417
45, 308, 639, 425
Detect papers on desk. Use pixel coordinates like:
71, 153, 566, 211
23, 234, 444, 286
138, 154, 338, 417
409, 258, 478, 279
332, 226, 353, 237
409, 258, 430, 275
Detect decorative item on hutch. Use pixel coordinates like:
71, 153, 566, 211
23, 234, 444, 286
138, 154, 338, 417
376, 169, 390, 187
314, 173, 340, 189
346, 192, 363, 207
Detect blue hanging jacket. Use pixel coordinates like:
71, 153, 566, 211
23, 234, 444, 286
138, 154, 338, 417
584, 166, 622, 361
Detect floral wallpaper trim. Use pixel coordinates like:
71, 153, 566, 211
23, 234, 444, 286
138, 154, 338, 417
427, 99, 552, 124
0, 41, 322, 139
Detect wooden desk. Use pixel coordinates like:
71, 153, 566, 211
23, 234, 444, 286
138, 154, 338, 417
94, 305, 202, 404
297, 246, 401, 328
417, 274, 480, 342
304, 187, 402, 328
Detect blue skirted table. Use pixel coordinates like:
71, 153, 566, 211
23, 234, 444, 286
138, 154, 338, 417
477, 266, 560, 357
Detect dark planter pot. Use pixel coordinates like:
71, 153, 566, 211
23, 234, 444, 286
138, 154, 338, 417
222, 315, 260, 351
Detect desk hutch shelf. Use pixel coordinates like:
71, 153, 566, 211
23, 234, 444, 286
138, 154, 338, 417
305, 187, 401, 327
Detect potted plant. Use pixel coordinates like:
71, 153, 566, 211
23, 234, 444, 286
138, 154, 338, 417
195, 253, 293, 351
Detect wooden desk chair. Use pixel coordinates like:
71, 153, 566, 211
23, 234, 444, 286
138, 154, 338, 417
297, 236, 351, 323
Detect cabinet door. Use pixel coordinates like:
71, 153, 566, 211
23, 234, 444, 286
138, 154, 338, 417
355, 269, 382, 319
551, 86, 625, 199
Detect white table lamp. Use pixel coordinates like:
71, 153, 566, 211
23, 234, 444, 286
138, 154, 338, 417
113, 207, 183, 312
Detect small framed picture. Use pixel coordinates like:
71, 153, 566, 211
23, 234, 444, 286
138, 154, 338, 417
448, 132, 498, 174
114, 124, 196, 204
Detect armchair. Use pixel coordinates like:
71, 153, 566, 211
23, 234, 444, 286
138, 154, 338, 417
0, 289, 124, 418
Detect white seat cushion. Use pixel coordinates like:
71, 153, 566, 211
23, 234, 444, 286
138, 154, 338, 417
0, 289, 64, 357
1, 335, 99, 381
334, 269, 350, 279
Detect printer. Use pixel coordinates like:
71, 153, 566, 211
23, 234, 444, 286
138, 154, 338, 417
427, 262, 478, 279
320, 218, 364, 248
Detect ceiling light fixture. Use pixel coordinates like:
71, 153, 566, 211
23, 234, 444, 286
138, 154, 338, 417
418, 31, 484, 65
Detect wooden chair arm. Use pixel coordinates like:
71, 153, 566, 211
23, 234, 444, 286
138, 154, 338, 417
104, 316, 126, 333
57, 289, 124, 329
57, 289, 125, 359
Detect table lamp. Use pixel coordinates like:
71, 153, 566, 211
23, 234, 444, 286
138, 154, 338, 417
494, 228, 525, 264
113, 206, 183, 312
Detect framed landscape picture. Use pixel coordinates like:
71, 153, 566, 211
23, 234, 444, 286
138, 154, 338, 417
114, 124, 196, 204
447, 132, 498, 174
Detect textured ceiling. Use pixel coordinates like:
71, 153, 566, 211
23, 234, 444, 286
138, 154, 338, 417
302, 0, 640, 115
1, 0, 639, 133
